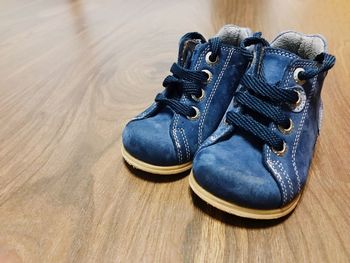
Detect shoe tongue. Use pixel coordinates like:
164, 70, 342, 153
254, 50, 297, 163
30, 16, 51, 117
258, 48, 297, 85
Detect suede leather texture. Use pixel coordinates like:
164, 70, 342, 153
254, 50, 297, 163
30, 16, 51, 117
122, 39, 251, 166
193, 46, 329, 209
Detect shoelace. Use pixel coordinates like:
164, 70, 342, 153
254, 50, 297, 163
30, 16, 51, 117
155, 36, 252, 118
155, 37, 221, 118
226, 36, 336, 153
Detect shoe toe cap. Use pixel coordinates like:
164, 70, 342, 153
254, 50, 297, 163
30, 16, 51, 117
192, 139, 282, 210
122, 116, 178, 166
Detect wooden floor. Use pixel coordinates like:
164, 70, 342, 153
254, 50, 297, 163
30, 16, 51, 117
0, 0, 349, 262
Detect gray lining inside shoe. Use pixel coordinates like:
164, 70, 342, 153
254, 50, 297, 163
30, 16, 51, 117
216, 24, 252, 46
271, 31, 327, 59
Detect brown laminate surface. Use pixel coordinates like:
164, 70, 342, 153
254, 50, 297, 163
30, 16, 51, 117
0, 0, 349, 262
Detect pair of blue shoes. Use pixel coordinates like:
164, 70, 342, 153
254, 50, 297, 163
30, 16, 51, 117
122, 25, 335, 219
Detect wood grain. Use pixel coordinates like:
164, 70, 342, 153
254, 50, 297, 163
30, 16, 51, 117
0, 0, 349, 262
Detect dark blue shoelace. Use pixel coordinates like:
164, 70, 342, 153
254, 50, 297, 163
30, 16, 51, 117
155, 37, 221, 117
226, 36, 336, 151
155, 36, 252, 118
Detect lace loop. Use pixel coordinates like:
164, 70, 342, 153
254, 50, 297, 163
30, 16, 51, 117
208, 38, 220, 61
226, 111, 284, 150
241, 75, 298, 104
155, 36, 253, 118
225, 36, 336, 152
235, 91, 290, 127
155, 93, 195, 117
170, 63, 208, 83
298, 52, 336, 80
242, 35, 270, 48
156, 38, 223, 117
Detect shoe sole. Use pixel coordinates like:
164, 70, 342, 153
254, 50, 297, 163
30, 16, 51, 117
189, 172, 301, 219
121, 145, 192, 175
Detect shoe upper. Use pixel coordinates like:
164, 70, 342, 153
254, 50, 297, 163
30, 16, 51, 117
193, 31, 336, 209
122, 25, 253, 166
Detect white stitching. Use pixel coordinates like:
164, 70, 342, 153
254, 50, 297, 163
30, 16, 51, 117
292, 75, 317, 192
269, 157, 294, 201
277, 161, 294, 199
195, 46, 210, 70
267, 159, 288, 204
197, 48, 235, 144
288, 61, 314, 192
266, 61, 315, 203
264, 48, 298, 59
180, 128, 190, 161
172, 46, 210, 163
172, 116, 182, 163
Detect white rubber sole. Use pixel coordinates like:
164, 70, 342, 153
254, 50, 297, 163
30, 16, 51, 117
121, 145, 192, 175
189, 172, 301, 219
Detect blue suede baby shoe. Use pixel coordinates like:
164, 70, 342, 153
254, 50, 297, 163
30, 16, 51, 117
190, 32, 335, 219
122, 25, 253, 174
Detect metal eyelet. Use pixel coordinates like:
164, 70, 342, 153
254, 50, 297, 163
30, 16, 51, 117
187, 106, 200, 120
293, 68, 306, 85
223, 117, 229, 125
289, 88, 306, 113
191, 89, 205, 102
271, 141, 287, 157
278, 119, 293, 134
201, 69, 213, 83
205, 51, 219, 66
293, 90, 302, 107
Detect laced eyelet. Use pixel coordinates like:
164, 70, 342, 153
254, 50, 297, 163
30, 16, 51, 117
293, 68, 306, 85
223, 117, 229, 125
191, 89, 205, 102
271, 141, 287, 157
278, 119, 293, 134
289, 88, 306, 112
293, 90, 301, 107
187, 106, 200, 120
202, 69, 213, 83
205, 51, 219, 66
